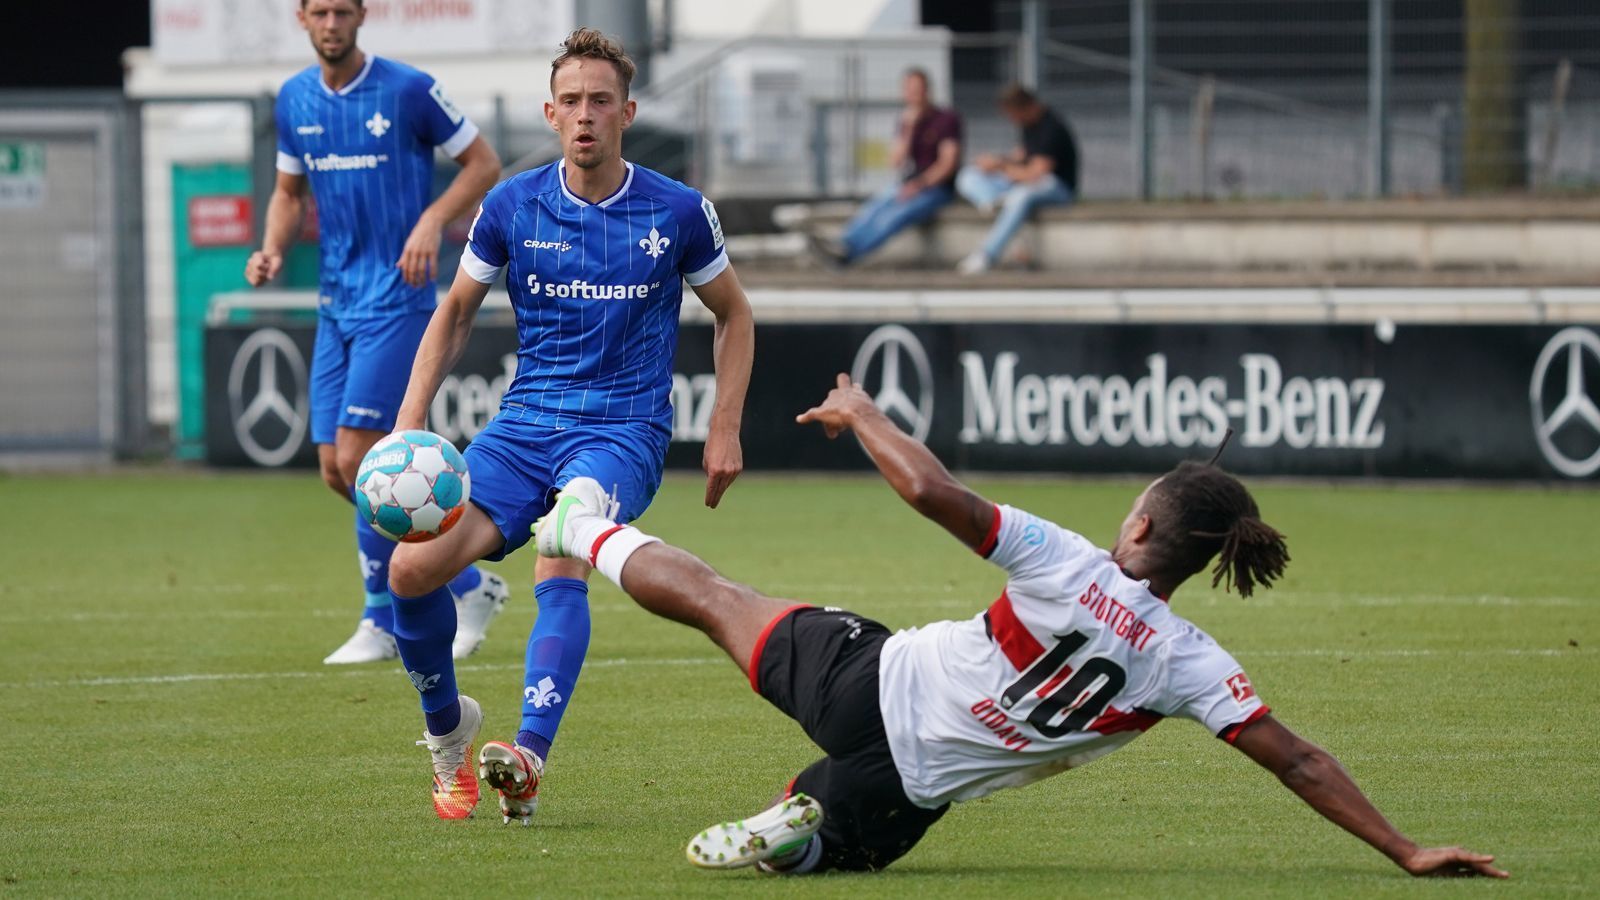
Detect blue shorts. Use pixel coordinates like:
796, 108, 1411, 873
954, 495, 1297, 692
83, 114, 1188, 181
463, 409, 670, 561
309, 311, 433, 444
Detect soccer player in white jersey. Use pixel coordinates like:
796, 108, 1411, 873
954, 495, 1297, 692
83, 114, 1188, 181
245, 0, 510, 665
533, 374, 1507, 879
380, 29, 753, 822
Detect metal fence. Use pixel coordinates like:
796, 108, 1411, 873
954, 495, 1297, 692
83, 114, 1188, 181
0, 91, 145, 461
979, 0, 1600, 200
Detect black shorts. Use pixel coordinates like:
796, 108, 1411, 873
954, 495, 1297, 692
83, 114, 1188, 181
751, 606, 949, 872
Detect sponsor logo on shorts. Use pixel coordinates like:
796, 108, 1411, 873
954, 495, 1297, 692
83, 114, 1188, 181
345, 404, 383, 420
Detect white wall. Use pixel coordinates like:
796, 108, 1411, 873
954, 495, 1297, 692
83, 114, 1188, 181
673, 0, 920, 37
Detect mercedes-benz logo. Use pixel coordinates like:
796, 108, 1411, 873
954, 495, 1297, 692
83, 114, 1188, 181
228, 328, 309, 467
851, 324, 934, 442
1529, 326, 1600, 478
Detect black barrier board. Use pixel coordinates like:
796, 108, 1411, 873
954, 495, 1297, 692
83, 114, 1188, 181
206, 321, 1600, 480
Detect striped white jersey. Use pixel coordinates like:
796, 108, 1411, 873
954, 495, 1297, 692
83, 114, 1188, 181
878, 504, 1269, 809
459, 160, 727, 432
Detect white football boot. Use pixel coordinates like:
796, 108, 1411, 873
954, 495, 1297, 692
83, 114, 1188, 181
416, 694, 483, 820
451, 571, 511, 659
533, 477, 620, 560
477, 740, 545, 826
322, 618, 398, 665
686, 794, 824, 870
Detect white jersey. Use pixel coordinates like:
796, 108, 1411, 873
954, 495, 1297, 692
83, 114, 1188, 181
878, 504, 1268, 809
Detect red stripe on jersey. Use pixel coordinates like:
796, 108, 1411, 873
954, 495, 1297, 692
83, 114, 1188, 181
1219, 706, 1272, 744
1034, 662, 1076, 699
987, 591, 1044, 670
976, 504, 1003, 558
1089, 706, 1164, 735
747, 604, 812, 694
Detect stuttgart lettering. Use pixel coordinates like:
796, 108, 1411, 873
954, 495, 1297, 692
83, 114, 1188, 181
958, 352, 1384, 450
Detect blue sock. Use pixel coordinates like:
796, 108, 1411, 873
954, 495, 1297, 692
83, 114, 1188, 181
517, 577, 591, 761
355, 508, 396, 633
426, 699, 461, 738
390, 584, 460, 731
447, 566, 483, 598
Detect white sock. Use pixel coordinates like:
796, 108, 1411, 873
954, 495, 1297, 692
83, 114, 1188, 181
574, 520, 661, 587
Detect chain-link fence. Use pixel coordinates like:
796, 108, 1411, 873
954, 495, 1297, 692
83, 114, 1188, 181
979, 0, 1600, 199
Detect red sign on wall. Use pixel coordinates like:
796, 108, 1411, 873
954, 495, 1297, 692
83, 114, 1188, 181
188, 195, 254, 247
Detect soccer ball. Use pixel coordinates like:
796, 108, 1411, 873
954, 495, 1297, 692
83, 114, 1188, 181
355, 430, 471, 543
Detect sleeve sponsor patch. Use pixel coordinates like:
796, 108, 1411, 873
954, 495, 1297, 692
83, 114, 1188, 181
1226, 672, 1256, 703
701, 197, 724, 249
429, 82, 465, 125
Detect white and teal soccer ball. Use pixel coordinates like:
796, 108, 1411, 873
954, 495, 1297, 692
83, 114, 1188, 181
355, 430, 471, 543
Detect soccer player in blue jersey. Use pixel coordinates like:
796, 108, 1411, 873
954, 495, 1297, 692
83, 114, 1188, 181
245, 0, 511, 666
383, 28, 755, 822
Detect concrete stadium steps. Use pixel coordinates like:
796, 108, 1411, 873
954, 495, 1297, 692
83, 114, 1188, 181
770, 197, 1600, 276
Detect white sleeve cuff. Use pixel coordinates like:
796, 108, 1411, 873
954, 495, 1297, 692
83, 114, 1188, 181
459, 245, 505, 284
275, 150, 305, 175
440, 120, 480, 158
683, 249, 730, 286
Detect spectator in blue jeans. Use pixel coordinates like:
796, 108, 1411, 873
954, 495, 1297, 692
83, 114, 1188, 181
955, 84, 1080, 274
811, 69, 962, 267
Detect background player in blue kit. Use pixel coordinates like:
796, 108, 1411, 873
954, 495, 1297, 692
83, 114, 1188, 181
384, 28, 756, 822
245, 0, 510, 666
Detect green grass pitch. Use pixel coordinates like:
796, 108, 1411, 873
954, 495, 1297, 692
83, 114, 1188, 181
1, 470, 1595, 897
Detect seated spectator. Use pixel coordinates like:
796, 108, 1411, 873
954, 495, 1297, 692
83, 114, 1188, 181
811, 68, 962, 266
954, 84, 1079, 275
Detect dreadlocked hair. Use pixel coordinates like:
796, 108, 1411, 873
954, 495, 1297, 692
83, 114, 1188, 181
1142, 461, 1289, 598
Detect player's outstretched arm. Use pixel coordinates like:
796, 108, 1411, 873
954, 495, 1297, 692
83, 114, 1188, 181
397, 136, 501, 288
690, 267, 754, 509
1231, 714, 1508, 879
245, 171, 307, 287
798, 373, 995, 551
394, 266, 492, 431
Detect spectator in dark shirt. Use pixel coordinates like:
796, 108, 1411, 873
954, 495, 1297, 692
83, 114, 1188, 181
812, 68, 962, 266
954, 84, 1079, 274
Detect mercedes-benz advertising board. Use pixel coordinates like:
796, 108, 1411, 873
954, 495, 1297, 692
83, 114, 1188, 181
206, 321, 1600, 480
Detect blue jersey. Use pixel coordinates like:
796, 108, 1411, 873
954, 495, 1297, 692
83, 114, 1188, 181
275, 55, 479, 320
460, 160, 729, 432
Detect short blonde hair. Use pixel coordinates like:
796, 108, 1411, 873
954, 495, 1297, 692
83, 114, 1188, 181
551, 28, 637, 98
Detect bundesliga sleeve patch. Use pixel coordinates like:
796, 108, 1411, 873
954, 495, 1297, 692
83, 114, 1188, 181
429, 83, 465, 125
701, 197, 724, 249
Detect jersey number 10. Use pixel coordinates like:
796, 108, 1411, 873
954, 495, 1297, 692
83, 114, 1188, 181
1000, 630, 1127, 738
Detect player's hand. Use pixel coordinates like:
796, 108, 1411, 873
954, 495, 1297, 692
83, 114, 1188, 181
974, 153, 1002, 173
703, 428, 743, 509
397, 215, 443, 289
1399, 847, 1508, 879
245, 250, 283, 287
896, 181, 923, 202
796, 373, 877, 439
